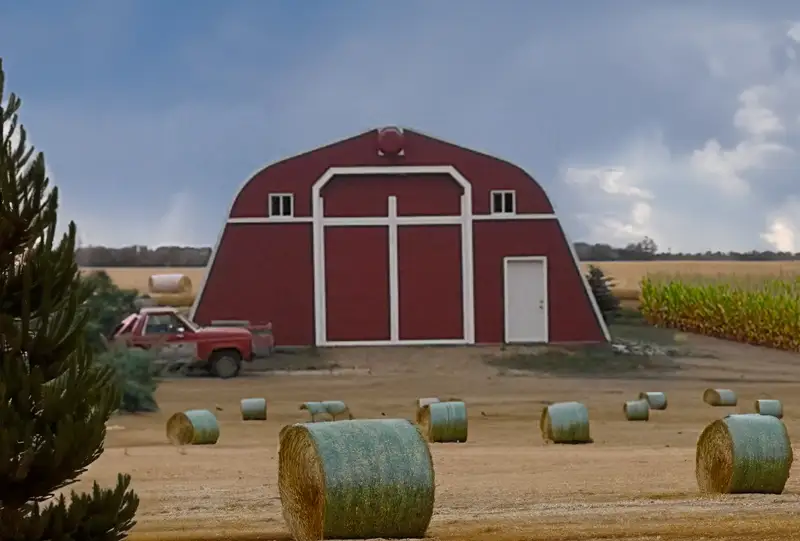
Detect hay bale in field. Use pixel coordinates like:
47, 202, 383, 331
696, 414, 792, 494
638, 391, 667, 410
755, 399, 783, 419
624, 399, 650, 421
240, 398, 267, 421
166, 409, 219, 445
277, 424, 292, 453
419, 401, 468, 443
703, 388, 738, 406
148, 273, 193, 295
300, 400, 353, 422
540, 401, 592, 444
415, 397, 440, 424
148, 292, 196, 307
278, 419, 435, 541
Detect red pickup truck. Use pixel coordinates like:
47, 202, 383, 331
110, 307, 274, 379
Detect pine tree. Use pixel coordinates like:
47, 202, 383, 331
0, 59, 139, 539
585, 265, 620, 323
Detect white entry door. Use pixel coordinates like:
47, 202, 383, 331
504, 257, 548, 343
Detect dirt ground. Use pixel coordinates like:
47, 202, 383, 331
79, 333, 800, 541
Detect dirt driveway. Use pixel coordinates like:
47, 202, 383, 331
78, 335, 800, 540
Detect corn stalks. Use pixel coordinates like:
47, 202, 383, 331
639, 275, 800, 352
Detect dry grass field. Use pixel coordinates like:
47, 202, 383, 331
84, 261, 800, 299
76, 328, 800, 541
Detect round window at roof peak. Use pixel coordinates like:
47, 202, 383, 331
377, 126, 404, 156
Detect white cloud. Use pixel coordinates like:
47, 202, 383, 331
734, 86, 784, 137
5, 4, 800, 252
762, 197, 800, 252
68, 192, 205, 248
3, 100, 202, 248
560, 20, 800, 253
564, 167, 654, 199
788, 22, 800, 44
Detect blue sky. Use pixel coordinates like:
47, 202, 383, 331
2, 0, 800, 252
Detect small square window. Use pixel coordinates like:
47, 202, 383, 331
490, 190, 516, 214
269, 194, 294, 217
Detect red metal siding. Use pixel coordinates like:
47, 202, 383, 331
473, 220, 604, 344
324, 227, 390, 342
193, 223, 314, 346
229, 129, 553, 219
397, 225, 463, 340
209, 127, 595, 346
321, 174, 462, 217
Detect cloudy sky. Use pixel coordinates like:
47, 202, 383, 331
2, 0, 800, 253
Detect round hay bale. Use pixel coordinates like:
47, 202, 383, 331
277, 424, 292, 453
278, 419, 435, 541
638, 391, 667, 410
149, 292, 196, 307
540, 401, 592, 444
696, 414, 792, 494
755, 399, 783, 419
300, 400, 352, 422
419, 401, 468, 443
624, 399, 650, 421
166, 409, 219, 445
415, 397, 440, 424
148, 273, 193, 295
240, 398, 267, 421
703, 388, 738, 406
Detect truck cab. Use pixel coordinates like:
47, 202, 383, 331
111, 307, 259, 378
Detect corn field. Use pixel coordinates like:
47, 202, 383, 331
639, 274, 800, 352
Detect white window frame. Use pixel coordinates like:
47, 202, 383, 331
490, 190, 516, 215
269, 193, 294, 218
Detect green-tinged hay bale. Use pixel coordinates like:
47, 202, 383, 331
278, 419, 435, 541
696, 414, 793, 494
755, 399, 784, 419
419, 401, 468, 443
415, 397, 440, 424
540, 401, 592, 444
240, 397, 267, 421
703, 388, 738, 406
300, 400, 353, 422
624, 399, 650, 421
166, 409, 219, 445
638, 391, 667, 410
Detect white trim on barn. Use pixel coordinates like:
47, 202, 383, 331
311, 165, 475, 347
503, 256, 549, 343
387, 196, 400, 342
563, 227, 611, 341
226, 212, 558, 225
189, 145, 611, 344
228, 216, 314, 224
188, 129, 380, 321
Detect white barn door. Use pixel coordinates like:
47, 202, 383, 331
504, 256, 548, 343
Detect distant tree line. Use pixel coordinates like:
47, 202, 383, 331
573, 236, 800, 262
77, 245, 212, 267
76, 236, 799, 267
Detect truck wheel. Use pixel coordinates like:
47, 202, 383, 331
209, 350, 242, 379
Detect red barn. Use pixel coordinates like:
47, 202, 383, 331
190, 127, 609, 347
